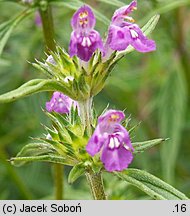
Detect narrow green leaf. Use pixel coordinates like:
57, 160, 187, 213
122, 115, 131, 128
16, 143, 56, 158
53, 112, 70, 128
32, 62, 53, 78
43, 125, 59, 140
10, 155, 75, 167
128, 121, 141, 135
43, 113, 73, 144
133, 138, 168, 154
0, 20, 13, 33
36, 138, 75, 158
68, 163, 85, 184
142, 0, 190, 24
0, 0, 19, 2
67, 129, 78, 141
10, 142, 58, 167
70, 105, 76, 125
159, 69, 187, 183
0, 79, 71, 103
0, 8, 34, 56
115, 169, 188, 200
96, 0, 124, 7
93, 9, 110, 25
141, 14, 160, 36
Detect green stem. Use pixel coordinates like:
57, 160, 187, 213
39, 4, 56, 53
176, 7, 190, 96
54, 164, 63, 200
85, 169, 106, 200
78, 98, 93, 136
39, 2, 63, 200
79, 98, 107, 200
78, 98, 106, 200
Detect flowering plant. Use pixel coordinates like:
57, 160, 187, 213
0, 0, 188, 200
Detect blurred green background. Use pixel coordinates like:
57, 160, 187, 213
0, 0, 190, 199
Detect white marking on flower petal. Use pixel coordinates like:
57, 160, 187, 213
109, 137, 115, 149
114, 138, 120, 148
81, 38, 86, 47
58, 98, 63, 102
109, 137, 121, 149
86, 37, 92, 47
130, 29, 138, 39
81, 37, 92, 47
123, 144, 132, 152
124, 145, 130, 150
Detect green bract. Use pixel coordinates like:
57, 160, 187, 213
33, 46, 118, 100
10, 107, 169, 181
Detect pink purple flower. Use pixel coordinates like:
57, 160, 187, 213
35, 12, 42, 27
46, 92, 78, 114
22, 0, 33, 3
69, 5, 103, 62
105, 0, 156, 53
86, 110, 134, 172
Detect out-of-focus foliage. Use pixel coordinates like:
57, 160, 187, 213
0, 0, 190, 199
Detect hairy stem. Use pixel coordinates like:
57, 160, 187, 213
78, 98, 106, 199
85, 169, 106, 200
78, 98, 93, 136
39, 3, 63, 200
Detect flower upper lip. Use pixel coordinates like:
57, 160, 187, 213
69, 5, 103, 62
112, 0, 137, 23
